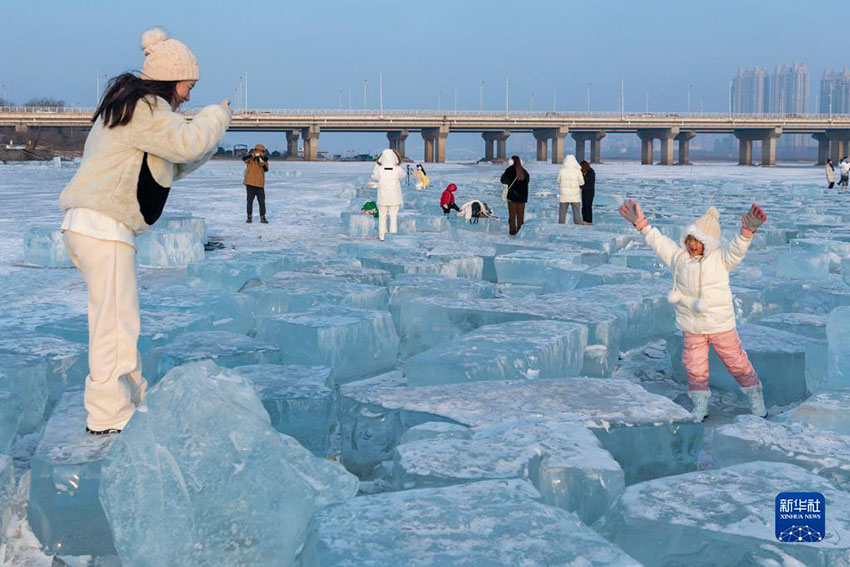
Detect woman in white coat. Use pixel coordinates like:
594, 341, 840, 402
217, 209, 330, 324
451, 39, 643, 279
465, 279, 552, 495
557, 154, 584, 224
371, 149, 405, 240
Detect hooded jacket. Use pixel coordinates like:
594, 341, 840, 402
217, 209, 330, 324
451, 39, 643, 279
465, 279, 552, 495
640, 223, 752, 334
557, 155, 584, 203
243, 143, 269, 187
371, 149, 405, 206
440, 183, 457, 207
59, 96, 230, 235
841, 160, 850, 176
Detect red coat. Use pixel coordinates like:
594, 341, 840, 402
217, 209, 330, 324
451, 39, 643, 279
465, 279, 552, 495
440, 183, 457, 207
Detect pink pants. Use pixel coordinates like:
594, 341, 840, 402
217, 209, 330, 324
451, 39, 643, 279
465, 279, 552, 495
682, 328, 759, 392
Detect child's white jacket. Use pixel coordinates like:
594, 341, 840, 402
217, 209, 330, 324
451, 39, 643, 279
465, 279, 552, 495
59, 96, 230, 235
640, 224, 752, 335
371, 149, 405, 206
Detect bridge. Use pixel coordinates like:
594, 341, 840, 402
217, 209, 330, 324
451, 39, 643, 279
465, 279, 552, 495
3, 106, 850, 166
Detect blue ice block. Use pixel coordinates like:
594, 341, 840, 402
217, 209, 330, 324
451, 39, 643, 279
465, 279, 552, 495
783, 390, 850, 435
299, 480, 642, 567
187, 251, 285, 290
22, 227, 73, 268
151, 330, 280, 380
339, 211, 377, 238
404, 320, 587, 386
28, 387, 117, 556
0, 354, 48, 434
136, 229, 204, 268
0, 454, 14, 542
258, 306, 398, 383
391, 420, 624, 525
0, 390, 22, 453
157, 213, 207, 243
594, 462, 850, 567
0, 332, 88, 404
543, 263, 649, 292
233, 364, 336, 456
99, 361, 357, 567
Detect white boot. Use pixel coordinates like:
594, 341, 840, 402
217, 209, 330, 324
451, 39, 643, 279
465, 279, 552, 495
742, 381, 767, 418
688, 390, 710, 421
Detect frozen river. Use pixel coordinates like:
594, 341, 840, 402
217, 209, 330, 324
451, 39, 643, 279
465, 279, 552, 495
2, 158, 850, 566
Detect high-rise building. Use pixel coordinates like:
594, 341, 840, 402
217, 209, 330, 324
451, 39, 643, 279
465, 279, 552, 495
819, 69, 850, 115
768, 62, 809, 115
731, 67, 767, 114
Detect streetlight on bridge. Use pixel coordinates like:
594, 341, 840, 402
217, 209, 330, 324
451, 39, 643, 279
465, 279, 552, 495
479, 81, 484, 111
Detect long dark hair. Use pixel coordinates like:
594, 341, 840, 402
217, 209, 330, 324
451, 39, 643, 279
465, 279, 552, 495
511, 155, 527, 181
93, 73, 178, 128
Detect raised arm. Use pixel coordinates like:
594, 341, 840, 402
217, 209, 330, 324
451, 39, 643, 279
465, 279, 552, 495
619, 200, 680, 267
723, 204, 766, 271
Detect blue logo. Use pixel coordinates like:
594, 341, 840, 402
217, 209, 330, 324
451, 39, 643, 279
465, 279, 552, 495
776, 492, 825, 543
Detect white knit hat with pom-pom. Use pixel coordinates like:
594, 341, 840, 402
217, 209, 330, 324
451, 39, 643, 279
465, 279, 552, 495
140, 27, 199, 81
684, 206, 721, 255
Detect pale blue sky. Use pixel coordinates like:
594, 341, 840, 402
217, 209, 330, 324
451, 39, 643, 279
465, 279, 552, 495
0, 0, 840, 153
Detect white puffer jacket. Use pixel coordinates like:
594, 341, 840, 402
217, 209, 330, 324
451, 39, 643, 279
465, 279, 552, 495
59, 96, 230, 235
557, 155, 584, 203
641, 224, 752, 334
371, 149, 405, 206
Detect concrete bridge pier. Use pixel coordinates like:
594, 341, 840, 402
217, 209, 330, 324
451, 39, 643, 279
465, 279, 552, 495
285, 130, 300, 160
812, 133, 829, 165
422, 126, 449, 163
639, 135, 653, 165
734, 131, 754, 166
533, 130, 549, 162
676, 131, 696, 165
482, 132, 496, 161
761, 128, 782, 167
827, 130, 850, 164
495, 130, 510, 162
571, 133, 590, 162
590, 132, 605, 164
387, 130, 408, 159
637, 128, 678, 165
531, 127, 568, 164
301, 125, 320, 161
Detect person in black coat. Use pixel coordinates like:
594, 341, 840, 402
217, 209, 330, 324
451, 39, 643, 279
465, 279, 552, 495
580, 160, 596, 225
500, 155, 530, 235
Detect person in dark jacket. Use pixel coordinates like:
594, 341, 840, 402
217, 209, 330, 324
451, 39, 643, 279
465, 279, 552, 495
243, 143, 269, 223
500, 155, 529, 235
580, 160, 596, 225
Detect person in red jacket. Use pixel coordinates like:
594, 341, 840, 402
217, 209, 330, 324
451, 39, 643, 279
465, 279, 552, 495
440, 183, 460, 215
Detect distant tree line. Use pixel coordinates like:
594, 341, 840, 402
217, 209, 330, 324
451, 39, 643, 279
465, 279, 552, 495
0, 97, 67, 107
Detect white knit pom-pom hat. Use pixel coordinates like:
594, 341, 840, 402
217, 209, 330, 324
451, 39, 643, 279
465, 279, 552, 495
684, 206, 721, 255
140, 27, 199, 81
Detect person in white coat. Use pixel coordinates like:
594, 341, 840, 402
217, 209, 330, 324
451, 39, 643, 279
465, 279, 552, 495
58, 27, 231, 434
840, 157, 850, 188
557, 154, 584, 224
620, 201, 769, 422
371, 149, 405, 240
826, 158, 835, 189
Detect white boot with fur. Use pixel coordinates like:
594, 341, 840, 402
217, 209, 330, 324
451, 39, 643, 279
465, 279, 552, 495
688, 390, 710, 421
742, 381, 767, 418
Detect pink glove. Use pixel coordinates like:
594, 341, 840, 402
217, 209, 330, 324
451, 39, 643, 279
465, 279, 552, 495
619, 200, 648, 231
740, 204, 767, 238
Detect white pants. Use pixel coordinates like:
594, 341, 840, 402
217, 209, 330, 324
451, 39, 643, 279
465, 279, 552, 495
64, 231, 146, 430
378, 205, 399, 240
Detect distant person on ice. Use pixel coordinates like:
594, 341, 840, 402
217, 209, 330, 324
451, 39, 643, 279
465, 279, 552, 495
501, 155, 529, 235
580, 160, 596, 225
556, 154, 583, 224
840, 157, 850, 188
619, 200, 768, 422
826, 158, 835, 189
414, 163, 430, 190
371, 148, 405, 240
243, 143, 269, 223
58, 27, 231, 434
440, 183, 460, 215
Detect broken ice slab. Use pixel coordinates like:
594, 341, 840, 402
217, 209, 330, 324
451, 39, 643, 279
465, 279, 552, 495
139, 284, 249, 333
150, 330, 280, 380
398, 421, 472, 444
0, 390, 22, 453
594, 462, 850, 567
0, 454, 14, 541
290, 264, 392, 286
339, 376, 701, 484
22, 227, 73, 268
776, 251, 830, 280
543, 263, 649, 292
387, 274, 497, 326
391, 420, 624, 525
713, 415, 850, 490
240, 273, 389, 327
494, 249, 583, 285
783, 390, 850, 436
28, 387, 117, 556
233, 364, 336, 456
360, 255, 482, 279
396, 294, 624, 368
795, 276, 850, 313
404, 320, 587, 386
258, 306, 398, 384
187, 251, 284, 290
0, 354, 48, 435
668, 324, 809, 407
339, 211, 377, 238
759, 312, 827, 339
827, 306, 850, 389
157, 213, 207, 243
99, 362, 357, 567
0, 332, 88, 403
135, 228, 204, 268
844, 257, 850, 287
299, 480, 642, 567
609, 248, 669, 271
